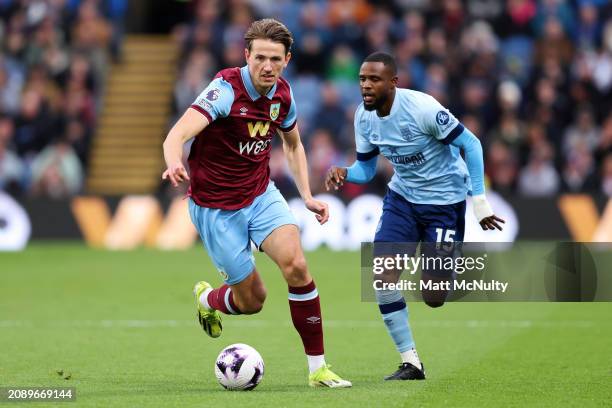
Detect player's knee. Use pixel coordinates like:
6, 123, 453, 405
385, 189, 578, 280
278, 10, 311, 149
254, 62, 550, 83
242, 303, 264, 315
238, 298, 265, 315
255, 285, 267, 304
282, 255, 309, 286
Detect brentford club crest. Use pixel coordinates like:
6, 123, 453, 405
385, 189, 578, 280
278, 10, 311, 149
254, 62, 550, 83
270, 103, 280, 121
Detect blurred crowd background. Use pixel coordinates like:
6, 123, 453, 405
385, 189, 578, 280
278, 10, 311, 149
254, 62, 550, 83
0, 0, 126, 198
1, 0, 611, 201
171, 0, 612, 200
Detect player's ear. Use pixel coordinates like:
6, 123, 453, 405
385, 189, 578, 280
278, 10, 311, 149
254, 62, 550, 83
284, 51, 292, 67
244, 48, 250, 63
391, 75, 399, 86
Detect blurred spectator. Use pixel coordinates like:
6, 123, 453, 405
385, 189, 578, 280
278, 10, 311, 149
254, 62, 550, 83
425, 27, 448, 65
498, 80, 522, 114
291, 75, 322, 132
325, 0, 371, 45
312, 82, 346, 140
576, 2, 602, 51
58, 53, 97, 96
534, 16, 574, 67
562, 106, 600, 156
518, 140, 559, 196
461, 114, 483, 139
363, 8, 393, 55
174, 50, 214, 116
594, 113, 612, 165
14, 89, 60, 157
223, 2, 254, 47
63, 118, 90, 165
307, 128, 341, 195
269, 146, 296, 195
488, 112, 526, 154
0, 116, 25, 192
326, 45, 360, 82
292, 2, 331, 76
533, 0, 575, 39
71, 1, 112, 51
71, 0, 112, 88
494, 0, 537, 38
0, 57, 25, 115
601, 153, 612, 197
440, 0, 465, 39
30, 138, 83, 198
562, 142, 597, 193
424, 62, 449, 106
486, 140, 518, 195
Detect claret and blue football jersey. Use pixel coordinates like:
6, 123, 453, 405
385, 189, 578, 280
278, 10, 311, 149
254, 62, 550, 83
188, 65, 297, 210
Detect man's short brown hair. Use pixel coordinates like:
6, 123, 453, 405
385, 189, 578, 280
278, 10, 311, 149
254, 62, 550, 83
244, 18, 293, 54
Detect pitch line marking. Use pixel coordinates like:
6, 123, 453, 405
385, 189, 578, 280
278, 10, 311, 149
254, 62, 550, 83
0, 319, 598, 329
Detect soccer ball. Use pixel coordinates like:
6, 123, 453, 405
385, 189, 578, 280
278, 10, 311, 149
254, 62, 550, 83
214, 343, 264, 390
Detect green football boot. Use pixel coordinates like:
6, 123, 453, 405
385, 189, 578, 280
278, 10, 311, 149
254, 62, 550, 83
193, 281, 222, 338
308, 364, 352, 388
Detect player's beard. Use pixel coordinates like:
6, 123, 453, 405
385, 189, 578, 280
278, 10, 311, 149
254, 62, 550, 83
363, 94, 387, 111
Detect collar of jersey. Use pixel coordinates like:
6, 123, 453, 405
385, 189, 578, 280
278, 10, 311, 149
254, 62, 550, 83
240, 65, 277, 101
376, 89, 400, 121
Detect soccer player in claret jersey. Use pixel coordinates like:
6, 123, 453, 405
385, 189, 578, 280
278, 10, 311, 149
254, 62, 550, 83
162, 19, 351, 388
325, 52, 505, 381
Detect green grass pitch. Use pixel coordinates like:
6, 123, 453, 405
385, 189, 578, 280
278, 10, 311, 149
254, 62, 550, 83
1, 244, 610, 407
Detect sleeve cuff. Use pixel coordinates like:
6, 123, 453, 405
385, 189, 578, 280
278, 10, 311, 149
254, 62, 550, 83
279, 120, 297, 132
441, 123, 464, 145
190, 104, 214, 123
356, 147, 380, 161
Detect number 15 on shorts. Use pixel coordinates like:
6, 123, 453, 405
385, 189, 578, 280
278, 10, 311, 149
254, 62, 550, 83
435, 228, 455, 251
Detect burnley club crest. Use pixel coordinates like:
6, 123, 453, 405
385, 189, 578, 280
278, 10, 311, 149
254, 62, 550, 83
270, 103, 280, 121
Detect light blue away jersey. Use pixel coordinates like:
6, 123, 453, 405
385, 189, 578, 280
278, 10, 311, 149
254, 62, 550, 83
354, 88, 470, 205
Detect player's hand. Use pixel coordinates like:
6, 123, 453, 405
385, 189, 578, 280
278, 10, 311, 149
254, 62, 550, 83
479, 215, 505, 231
162, 162, 190, 187
305, 198, 329, 225
472, 194, 504, 231
324, 166, 347, 191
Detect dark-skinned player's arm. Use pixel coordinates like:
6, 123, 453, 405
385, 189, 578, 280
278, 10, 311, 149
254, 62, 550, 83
279, 126, 330, 225
449, 128, 505, 231
324, 153, 378, 191
162, 109, 209, 187
325, 107, 379, 191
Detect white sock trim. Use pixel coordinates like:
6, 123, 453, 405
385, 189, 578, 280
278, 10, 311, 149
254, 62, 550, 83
288, 289, 319, 302
199, 288, 212, 311
400, 348, 421, 368
224, 288, 237, 315
307, 354, 326, 374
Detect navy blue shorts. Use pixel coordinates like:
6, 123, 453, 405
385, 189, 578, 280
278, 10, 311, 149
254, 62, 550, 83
373, 188, 466, 285
374, 188, 466, 248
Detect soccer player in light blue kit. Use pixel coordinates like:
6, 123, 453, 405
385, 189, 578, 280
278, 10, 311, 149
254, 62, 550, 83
325, 52, 505, 381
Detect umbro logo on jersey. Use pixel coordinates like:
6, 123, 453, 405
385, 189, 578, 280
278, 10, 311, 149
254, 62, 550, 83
306, 316, 321, 324
240, 106, 248, 116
